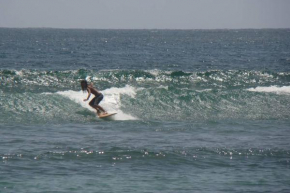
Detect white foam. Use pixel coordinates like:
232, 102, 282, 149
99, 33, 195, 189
15, 70, 23, 76
247, 86, 290, 95
57, 85, 138, 120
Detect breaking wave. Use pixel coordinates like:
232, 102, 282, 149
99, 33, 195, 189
1, 69, 289, 124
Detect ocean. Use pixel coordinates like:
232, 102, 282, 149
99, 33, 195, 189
0, 28, 290, 192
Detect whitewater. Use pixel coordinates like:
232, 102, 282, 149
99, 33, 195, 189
57, 85, 138, 121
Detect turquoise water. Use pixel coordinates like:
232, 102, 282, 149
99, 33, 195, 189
1, 28, 290, 192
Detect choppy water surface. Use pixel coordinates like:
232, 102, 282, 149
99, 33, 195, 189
0, 28, 290, 192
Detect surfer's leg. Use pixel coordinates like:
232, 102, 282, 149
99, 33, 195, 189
96, 105, 107, 114
89, 97, 96, 108
95, 107, 106, 116
94, 94, 107, 114
96, 108, 102, 115
89, 97, 102, 114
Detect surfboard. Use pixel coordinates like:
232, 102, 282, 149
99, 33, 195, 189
98, 112, 117, 118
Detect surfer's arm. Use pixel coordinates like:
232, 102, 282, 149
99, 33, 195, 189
83, 88, 91, 101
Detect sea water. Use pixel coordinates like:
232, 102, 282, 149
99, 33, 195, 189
0, 28, 290, 192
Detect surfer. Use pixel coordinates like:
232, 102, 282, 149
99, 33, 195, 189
81, 80, 107, 116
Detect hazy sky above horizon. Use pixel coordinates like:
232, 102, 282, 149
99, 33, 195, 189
1, 0, 290, 29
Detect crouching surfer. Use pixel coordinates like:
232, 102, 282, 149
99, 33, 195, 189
80, 80, 107, 116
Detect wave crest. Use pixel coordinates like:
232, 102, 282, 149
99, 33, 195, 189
1, 69, 289, 123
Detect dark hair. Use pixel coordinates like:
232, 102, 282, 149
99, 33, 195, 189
80, 80, 88, 92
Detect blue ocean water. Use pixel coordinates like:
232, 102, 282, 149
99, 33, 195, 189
0, 28, 290, 192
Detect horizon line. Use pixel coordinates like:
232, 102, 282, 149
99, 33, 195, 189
1, 26, 290, 31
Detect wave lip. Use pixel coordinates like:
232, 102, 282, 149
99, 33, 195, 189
247, 86, 290, 95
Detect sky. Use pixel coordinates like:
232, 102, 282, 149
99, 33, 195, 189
0, 0, 290, 29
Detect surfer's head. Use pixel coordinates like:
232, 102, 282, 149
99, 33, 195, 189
80, 80, 88, 92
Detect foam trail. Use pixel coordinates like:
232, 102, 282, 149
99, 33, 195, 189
57, 85, 138, 120
247, 86, 290, 95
